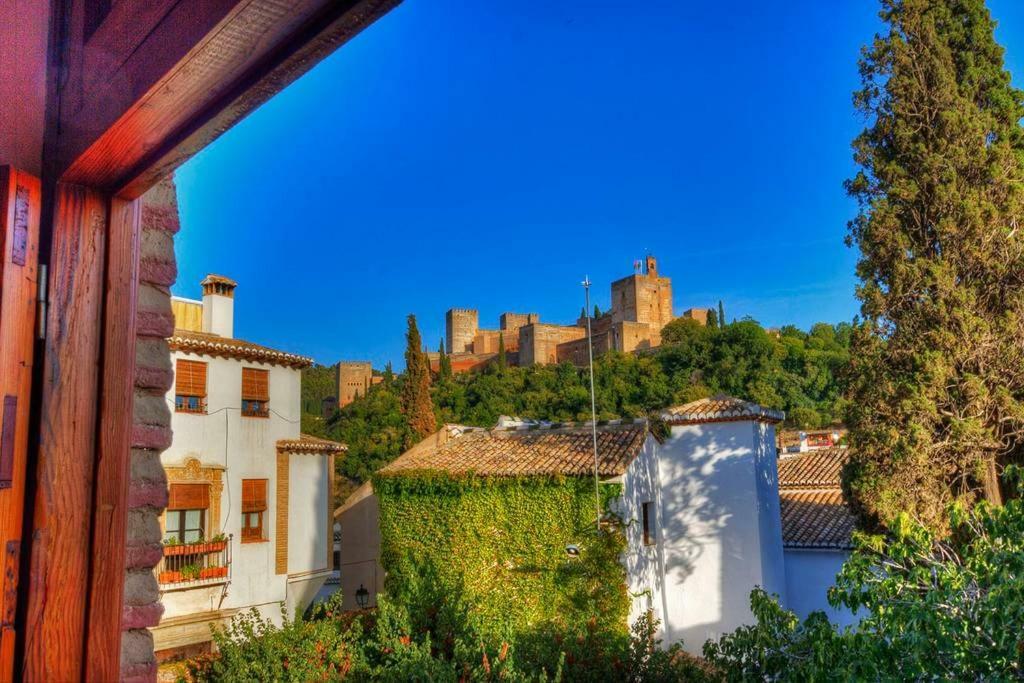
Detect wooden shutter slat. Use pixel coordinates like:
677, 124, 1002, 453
168, 483, 209, 510
242, 479, 267, 512
175, 359, 207, 397
241, 367, 268, 401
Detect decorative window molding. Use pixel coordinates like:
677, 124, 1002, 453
163, 458, 224, 537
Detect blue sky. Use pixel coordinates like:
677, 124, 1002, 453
173, 0, 1024, 370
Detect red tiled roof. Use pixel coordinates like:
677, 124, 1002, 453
277, 434, 347, 455
169, 329, 313, 368
777, 447, 854, 549
778, 447, 847, 489
379, 422, 648, 478
661, 396, 784, 425
779, 489, 856, 550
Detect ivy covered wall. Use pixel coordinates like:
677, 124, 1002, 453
373, 473, 629, 661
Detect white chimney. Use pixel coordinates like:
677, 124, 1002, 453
201, 274, 236, 338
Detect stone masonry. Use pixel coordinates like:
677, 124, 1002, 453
121, 177, 178, 682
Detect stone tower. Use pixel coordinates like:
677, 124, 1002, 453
445, 308, 479, 354
610, 255, 674, 328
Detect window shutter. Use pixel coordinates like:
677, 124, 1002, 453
168, 483, 210, 510
175, 359, 207, 396
242, 479, 267, 512
241, 367, 269, 401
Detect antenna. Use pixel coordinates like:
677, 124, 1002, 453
582, 276, 601, 531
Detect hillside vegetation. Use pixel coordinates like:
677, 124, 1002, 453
303, 318, 850, 488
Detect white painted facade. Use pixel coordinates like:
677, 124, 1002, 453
152, 279, 337, 657
783, 549, 856, 627
619, 417, 787, 650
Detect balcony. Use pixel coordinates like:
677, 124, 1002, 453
156, 535, 232, 590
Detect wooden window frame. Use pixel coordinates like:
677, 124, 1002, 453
163, 509, 206, 544
241, 478, 268, 543
241, 367, 269, 417
175, 359, 208, 414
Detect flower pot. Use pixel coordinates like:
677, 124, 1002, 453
200, 566, 227, 579
159, 571, 183, 584
206, 540, 226, 552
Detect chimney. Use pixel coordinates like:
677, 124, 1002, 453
201, 274, 237, 337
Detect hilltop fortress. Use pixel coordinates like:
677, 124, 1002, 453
434, 256, 708, 373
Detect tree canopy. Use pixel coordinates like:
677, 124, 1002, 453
842, 0, 1024, 532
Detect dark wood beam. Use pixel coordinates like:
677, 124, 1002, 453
55, 0, 400, 196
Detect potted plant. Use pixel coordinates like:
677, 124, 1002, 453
158, 570, 183, 584
181, 564, 201, 582
199, 565, 227, 579
205, 533, 228, 552
164, 536, 183, 556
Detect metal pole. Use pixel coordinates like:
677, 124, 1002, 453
582, 277, 601, 531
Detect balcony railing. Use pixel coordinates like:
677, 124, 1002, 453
157, 535, 232, 589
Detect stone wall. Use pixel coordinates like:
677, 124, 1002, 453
518, 323, 586, 366
122, 177, 179, 682
336, 361, 372, 407
445, 308, 478, 354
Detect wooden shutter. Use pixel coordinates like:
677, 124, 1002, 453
175, 359, 207, 396
241, 367, 268, 401
242, 479, 267, 512
167, 483, 209, 510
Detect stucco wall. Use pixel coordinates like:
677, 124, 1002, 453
335, 482, 385, 611
160, 352, 301, 623
288, 453, 330, 575
646, 419, 785, 651
783, 549, 857, 627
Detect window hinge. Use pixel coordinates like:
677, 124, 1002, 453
36, 264, 48, 341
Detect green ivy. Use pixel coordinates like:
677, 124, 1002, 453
373, 472, 630, 665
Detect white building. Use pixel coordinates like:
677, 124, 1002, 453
337, 397, 856, 652
152, 275, 344, 662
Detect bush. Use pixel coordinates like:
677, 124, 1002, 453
704, 471, 1024, 680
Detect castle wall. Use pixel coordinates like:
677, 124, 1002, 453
611, 274, 673, 328
336, 362, 373, 408
518, 323, 586, 366
499, 312, 539, 333
446, 308, 479, 354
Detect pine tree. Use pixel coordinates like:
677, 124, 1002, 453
707, 309, 718, 329
401, 314, 436, 444
438, 338, 452, 381
843, 0, 1024, 531
497, 332, 507, 372
718, 300, 726, 328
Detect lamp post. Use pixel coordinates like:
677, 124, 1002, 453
582, 276, 601, 532
355, 584, 369, 609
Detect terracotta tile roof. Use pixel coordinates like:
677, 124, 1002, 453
778, 447, 854, 549
778, 447, 847, 489
661, 396, 784, 425
779, 490, 856, 550
169, 329, 313, 368
277, 434, 347, 454
379, 421, 649, 478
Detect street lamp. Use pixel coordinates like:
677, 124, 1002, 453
355, 584, 369, 609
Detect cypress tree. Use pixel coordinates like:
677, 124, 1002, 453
383, 361, 394, 387
843, 0, 1024, 531
497, 332, 507, 371
438, 337, 452, 381
718, 300, 726, 328
707, 309, 719, 329
401, 314, 436, 444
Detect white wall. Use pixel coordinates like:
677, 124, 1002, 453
161, 350, 319, 626
336, 483, 385, 611
288, 453, 330, 575
623, 419, 785, 653
783, 549, 857, 627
